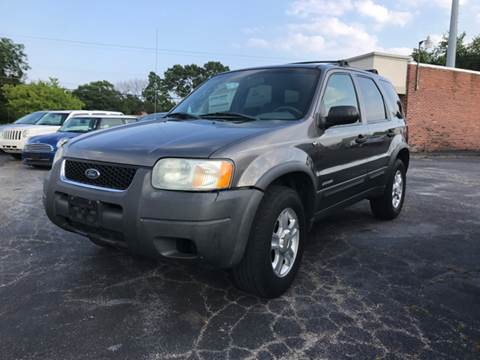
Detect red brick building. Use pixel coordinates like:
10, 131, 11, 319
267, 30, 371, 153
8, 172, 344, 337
347, 52, 480, 152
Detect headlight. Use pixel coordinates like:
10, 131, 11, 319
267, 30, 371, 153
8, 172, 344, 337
52, 146, 64, 166
22, 130, 29, 138
152, 158, 234, 191
56, 137, 69, 149
52, 139, 68, 166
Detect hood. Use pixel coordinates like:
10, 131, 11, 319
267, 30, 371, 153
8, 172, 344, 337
28, 131, 78, 146
65, 120, 273, 167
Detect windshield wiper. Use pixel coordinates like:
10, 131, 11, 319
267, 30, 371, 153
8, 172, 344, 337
199, 112, 257, 122
166, 112, 200, 120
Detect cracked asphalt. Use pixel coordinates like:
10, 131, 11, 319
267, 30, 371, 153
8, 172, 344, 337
0, 152, 479, 360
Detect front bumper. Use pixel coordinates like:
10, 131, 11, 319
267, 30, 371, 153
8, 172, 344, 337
43, 159, 264, 268
0, 139, 24, 153
22, 151, 54, 166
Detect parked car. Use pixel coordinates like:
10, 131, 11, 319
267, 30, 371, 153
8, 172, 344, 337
139, 112, 167, 122
43, 62, 409, 298
23, 115, 138, 167
0, 111, 48, 140
0, 110, 123, 158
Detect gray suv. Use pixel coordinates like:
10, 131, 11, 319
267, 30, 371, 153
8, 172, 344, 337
44, 62, 409, 298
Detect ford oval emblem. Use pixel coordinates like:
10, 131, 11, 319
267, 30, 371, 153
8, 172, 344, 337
85, 168, 101, 180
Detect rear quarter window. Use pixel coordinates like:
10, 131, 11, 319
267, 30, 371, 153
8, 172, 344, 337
380, 80, 404, 119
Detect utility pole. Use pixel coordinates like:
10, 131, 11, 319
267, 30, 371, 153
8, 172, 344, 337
446, 0, 459, 67
154, 28, 159, 114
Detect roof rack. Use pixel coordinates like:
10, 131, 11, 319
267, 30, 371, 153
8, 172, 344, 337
291, 60, 350, 67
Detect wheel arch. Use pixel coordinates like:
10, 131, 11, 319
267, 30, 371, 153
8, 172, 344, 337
255, 165, 317, 226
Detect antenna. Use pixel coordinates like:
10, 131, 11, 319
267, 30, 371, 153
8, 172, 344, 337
154, 28, 158, 114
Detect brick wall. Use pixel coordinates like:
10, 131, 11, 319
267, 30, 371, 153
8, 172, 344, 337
405, 63, 480, 151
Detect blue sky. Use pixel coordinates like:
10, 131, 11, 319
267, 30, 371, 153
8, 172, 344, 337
1, 0, 478, 89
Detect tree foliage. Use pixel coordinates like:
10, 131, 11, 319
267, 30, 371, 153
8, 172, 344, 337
2, 78, 84, 118
142, 61, 229, 112
0, 37, 30, 121
72, 80, 122, 111
412, 32, 480, 71
142, 71, 175, 113
163, 61, 230, 98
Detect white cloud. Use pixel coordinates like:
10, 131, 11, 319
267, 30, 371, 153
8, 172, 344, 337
247, 17, 379, 58
399, 0, 469, 9
355, 0, 412, 27
384, 47, 413, 56
287, 0, 353, 17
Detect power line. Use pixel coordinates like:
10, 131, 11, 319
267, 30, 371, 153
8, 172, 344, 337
1, 33, 298, 61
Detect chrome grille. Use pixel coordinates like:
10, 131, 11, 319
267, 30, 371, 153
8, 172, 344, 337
2, 129, 22, 140
24, 143, 54, 152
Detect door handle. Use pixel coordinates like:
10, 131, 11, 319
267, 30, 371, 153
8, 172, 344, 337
387, 129, 395, 137
355, 135, 367, 144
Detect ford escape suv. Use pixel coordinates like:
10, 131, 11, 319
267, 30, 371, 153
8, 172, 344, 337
43, 61, 409, 298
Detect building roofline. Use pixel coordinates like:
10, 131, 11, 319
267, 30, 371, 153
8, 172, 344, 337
347, 51, 411, 62
409, 62, 480, 76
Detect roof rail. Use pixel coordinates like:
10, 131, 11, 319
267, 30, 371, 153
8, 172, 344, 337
366, 69, 379, 74
291, 60, 350, 67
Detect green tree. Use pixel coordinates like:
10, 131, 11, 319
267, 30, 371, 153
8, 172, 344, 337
119, 94, 145, 115
0, 37, 30, 122
142, 71, 175, 113
72, 80, 123, 111
412, 32, 480, 71
163, 61, 230, 98
2, 78, 83, 118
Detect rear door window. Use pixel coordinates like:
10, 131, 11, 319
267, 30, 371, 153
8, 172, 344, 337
355, 76, 387, 122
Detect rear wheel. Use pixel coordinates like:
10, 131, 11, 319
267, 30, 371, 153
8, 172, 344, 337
231, 185, 305, 298
370, 159, 406, 220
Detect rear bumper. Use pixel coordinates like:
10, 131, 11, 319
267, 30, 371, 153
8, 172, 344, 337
43, 160, 264, 268
22, 151, 54, 166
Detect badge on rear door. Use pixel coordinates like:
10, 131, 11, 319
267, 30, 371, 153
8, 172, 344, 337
85, 168, 101, 180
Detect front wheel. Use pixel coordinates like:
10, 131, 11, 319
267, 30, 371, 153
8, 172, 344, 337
370, 159, 406, 220
231, 185, 305, 298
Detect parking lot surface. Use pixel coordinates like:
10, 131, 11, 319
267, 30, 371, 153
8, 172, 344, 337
0, 153, 479, 360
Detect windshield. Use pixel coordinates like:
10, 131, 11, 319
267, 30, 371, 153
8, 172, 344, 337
37, 112, 70, 126
59, 117, 98, 133
172, 68, 320, 121
14, 111, 47, 125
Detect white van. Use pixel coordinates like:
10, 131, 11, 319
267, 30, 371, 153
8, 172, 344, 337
0, 110, 123, 156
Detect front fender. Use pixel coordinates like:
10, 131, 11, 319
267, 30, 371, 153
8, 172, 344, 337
236, 147, 316, 191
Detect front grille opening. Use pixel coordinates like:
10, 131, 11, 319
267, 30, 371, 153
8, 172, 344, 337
64, 159, 137, 190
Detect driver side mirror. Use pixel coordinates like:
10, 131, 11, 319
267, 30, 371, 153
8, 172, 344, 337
317, 106, 360, 129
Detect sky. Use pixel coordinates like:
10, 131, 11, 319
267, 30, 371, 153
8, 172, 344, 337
1, 0, 479, 89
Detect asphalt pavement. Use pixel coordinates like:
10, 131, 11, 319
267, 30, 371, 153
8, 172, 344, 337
0, 152, 479, 359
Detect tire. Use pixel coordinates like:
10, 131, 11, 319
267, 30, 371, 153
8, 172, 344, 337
231, 185, 305, 298
370, 159, 406, 220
